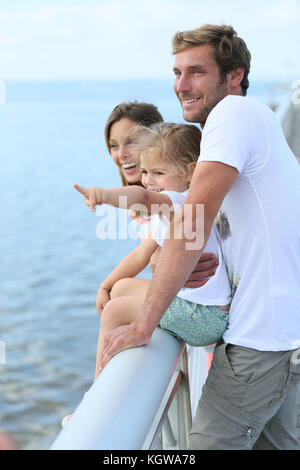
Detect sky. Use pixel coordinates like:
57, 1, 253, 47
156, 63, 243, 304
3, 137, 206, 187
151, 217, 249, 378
0, 0, 299, 82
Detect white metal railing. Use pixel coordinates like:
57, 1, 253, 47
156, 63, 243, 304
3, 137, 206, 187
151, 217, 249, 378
50, 328, 204, 450
276, 92, 295, 143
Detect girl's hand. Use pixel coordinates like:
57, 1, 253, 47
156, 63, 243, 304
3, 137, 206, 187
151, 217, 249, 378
96, 287, 110, 315
73, 184, 104, 212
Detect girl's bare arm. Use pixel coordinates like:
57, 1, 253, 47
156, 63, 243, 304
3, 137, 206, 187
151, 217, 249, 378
100, 237, 158, 291
74, 184, 173, 215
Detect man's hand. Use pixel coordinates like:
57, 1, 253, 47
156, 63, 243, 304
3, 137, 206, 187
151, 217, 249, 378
150, 248, 218, 287
74, 184, 103, 212
184, 252, 219, 288
99, 322, 152, 372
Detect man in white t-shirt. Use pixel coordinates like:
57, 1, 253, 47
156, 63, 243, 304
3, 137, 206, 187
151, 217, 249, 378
101, 24, 300, 449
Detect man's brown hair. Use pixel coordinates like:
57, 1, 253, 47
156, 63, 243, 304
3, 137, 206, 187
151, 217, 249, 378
172, 24, 251, 96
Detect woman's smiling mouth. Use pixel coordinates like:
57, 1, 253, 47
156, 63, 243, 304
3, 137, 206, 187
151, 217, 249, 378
121, 162, 139, 173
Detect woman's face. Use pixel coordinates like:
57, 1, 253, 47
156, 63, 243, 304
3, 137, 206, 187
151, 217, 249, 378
108, 118, 143, 184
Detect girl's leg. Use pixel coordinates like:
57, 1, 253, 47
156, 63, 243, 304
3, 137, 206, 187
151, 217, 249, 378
110, 277, 150, 299
94, 294, 146, 381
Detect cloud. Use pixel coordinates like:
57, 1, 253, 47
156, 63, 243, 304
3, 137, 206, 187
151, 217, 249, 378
0, 0, 299, 80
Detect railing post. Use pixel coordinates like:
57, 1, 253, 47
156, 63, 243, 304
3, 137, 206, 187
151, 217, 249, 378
176, 348, 192, 449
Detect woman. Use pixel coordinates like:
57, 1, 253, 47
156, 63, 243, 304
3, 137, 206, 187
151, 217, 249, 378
104, 101, 163, 186
101, 101, 219, 294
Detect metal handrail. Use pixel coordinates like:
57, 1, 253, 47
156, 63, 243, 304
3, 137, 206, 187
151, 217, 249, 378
276, 93, 295, 144
50, 328, 192, 450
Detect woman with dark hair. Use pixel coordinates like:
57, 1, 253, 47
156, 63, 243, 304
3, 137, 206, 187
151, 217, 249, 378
104, 101, 163, 186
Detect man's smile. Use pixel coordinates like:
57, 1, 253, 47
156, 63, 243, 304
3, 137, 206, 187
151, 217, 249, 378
180, 96, 202, 107
183, 98, 200, 103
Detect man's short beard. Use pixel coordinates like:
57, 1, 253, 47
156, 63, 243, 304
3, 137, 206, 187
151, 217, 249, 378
184, 80, 229, 126
185, 101, 216, 125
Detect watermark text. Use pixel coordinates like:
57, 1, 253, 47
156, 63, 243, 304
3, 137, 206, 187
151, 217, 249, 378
95, 199, 205, 250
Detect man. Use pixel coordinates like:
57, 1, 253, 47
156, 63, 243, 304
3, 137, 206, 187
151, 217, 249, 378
101, 24, 300, 450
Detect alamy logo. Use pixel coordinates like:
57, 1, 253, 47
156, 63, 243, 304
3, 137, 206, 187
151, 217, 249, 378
0, 340, 6, 365
95, 199, 205, 250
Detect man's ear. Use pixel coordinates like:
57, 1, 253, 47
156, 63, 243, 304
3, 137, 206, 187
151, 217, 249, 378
228, 67, 244, 91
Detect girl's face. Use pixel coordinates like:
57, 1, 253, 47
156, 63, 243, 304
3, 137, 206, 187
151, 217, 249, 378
108, 118, 143, 184
140, 149, 192, 193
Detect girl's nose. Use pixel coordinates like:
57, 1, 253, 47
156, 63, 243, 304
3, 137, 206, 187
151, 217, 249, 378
143, 173, 154, 186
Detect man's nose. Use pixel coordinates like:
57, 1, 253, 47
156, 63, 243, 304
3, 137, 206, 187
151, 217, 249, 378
175, 73, 191, 94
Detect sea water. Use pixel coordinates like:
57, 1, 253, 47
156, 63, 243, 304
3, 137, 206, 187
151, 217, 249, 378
0, 78, 284, 449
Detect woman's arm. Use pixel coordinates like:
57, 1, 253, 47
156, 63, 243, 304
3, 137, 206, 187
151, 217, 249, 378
74, 184, 173, 215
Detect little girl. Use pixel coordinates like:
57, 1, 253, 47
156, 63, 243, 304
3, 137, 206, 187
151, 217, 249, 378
74, 123, 232, 379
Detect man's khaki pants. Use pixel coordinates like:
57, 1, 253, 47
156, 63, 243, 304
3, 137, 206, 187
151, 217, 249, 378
189, 341, 300, 450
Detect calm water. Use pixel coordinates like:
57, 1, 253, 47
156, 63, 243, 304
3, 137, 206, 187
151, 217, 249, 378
0, 79, 279, 449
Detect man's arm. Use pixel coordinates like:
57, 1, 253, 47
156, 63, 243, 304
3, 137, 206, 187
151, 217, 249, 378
100, 161, 238, 369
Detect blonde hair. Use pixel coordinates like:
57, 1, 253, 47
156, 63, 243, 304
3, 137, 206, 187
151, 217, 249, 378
138, 122, 201, 176
172, 24, 251, 96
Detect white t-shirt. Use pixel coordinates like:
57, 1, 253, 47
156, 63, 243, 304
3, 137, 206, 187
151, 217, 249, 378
150, 189, 232, 307
198, 95, 300, 351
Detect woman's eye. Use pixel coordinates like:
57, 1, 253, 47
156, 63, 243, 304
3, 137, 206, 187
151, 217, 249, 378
123, 138, 137, 148
141, 170, 147, 174
110, 144, 118, 150
155, 172, 163, 176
